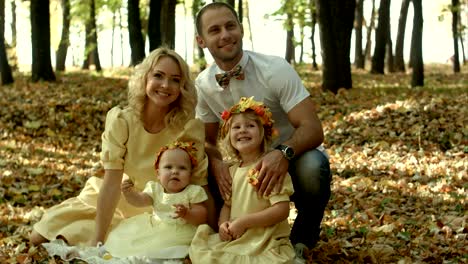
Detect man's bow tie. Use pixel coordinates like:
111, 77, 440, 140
215, 65, 245, 89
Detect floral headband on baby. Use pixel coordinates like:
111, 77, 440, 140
154, 141, 198, 170
220, 96, 277, 139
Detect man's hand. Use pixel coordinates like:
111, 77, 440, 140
255, 150, 289, 197
211, 158, 232, 201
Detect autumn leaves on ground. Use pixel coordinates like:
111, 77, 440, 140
0, 65, 466, 263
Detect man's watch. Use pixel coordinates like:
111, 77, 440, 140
275, 144, 295, 161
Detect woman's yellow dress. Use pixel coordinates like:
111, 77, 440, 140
189, 162, 295, 264
33, 107, 208, 246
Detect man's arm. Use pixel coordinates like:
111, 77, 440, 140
256, 97, 324, 196
204, 122, 222, 160
282, 97, 324, 155
204, 122, 232, 200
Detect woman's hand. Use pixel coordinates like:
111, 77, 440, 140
211, 158, 232, 201
255, 150, 289, 197
219, 221, 232, 241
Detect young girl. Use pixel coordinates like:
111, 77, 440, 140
43, 141, 208, 263
189, 97, 295, 264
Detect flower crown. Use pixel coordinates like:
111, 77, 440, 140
154, 141, 198, 170
220, 97, 277, 139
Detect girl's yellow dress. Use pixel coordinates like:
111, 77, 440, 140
33, 107, 208, 246
189, 162, 295, 264
104, 181, 207, 258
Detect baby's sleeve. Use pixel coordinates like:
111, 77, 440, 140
100, 107, 129, 170
188, 185, 208, 204
142, 181, 157, 196
268, 173, 294, 205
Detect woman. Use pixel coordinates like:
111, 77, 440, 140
30, 47, 211, 247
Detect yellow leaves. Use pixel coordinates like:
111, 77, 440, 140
368, 244, 395, 260
0, 68, 466, 262
26, 168, 44, 176
340, 176, 373, 191
28, 185, 40, 192
23, 120, 42, 129
372, 223, 395, 234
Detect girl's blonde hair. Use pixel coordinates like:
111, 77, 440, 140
127, 47, 196, 128
220, 111, 271, 162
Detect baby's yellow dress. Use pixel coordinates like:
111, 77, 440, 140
189, 162, 295, 264
33, 107, 208, 246
104, 181, 207, 258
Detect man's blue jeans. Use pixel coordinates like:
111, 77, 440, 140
288, 149, 331, 248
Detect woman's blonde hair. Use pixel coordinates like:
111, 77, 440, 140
220, 111, 271, 162
127, 47, 196, 128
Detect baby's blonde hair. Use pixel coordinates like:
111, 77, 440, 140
127, 47, 196, 128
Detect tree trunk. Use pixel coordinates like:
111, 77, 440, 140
459, 16, 466, 64
56, 0, 70, 71
10, 0, 16, 47
244, 0, 254, 50
316, 0, 355, 94
192, 0, 205, 70
148, 0, 162, 51
371, 0, 390, 74
128, 0, 145, 65
30, 0, 55, 82
0, 0, 13, 85
227, 0, 235, 8
364, 0, 376, 65
82, 0, 101, 71
111, 11, 115, 67
386, 23, 394, 72
310, 2, 318, 70
411, 0, 423, 87
285, 11, 295, 64
451, 0, 460, 73
299, 26, 304, 63
408, 25, 414, 68
354, 0, 365, 69
119, 8, 124, 66
161, 0, 177, 49
238, 0, 243, 24
394, 0, 410, 72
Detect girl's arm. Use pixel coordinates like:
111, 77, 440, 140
218, 203, 232, 241
94, 169, 124, 245
229, 201, 290, 239
174, 202, 207, 226
121, 179, 153, 207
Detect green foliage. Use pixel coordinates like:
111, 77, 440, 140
192, 0, 206, 18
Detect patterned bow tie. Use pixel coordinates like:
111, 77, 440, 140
215, 65, 245, 89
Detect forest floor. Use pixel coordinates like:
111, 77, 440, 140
0, 64, 466, 263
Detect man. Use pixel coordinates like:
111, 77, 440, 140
195, 2, 331, 261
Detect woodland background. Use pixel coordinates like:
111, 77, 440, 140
0, 0, 467, 263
